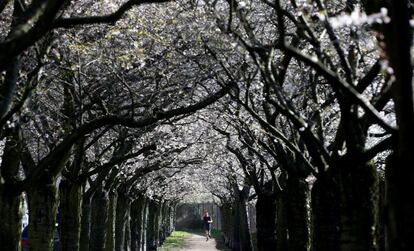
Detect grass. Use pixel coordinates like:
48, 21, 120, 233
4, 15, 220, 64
158, 231, 191, 250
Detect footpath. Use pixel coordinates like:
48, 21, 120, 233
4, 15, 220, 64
176, 233, 220, 251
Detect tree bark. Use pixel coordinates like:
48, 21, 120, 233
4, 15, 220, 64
141, 199, 148, 251
146, 200, 157, 250
384, 2, 414, 250
27, 184, 58, 251
338, 159, 378, 251
79, 194, 92, 251
89, 188, 109, 251
0, 185, 22, 251
115, 192, 131, 251
287, 176, 310, 251
105, 191, 118, 251
131, 196, 145, 251
311, 176, 340, 251
124, 210, 131, 251
154, 202, 161, 247
233, 186, 253, 251
0, 128, 23, 251
219, 203, 233, 247
377, 179, 385, 251
159, 203, 167, 245
59, 179, 82, 251
275, 190, 288, 251
255, 193, 277, 251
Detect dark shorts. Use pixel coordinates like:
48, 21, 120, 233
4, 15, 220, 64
204, 224, 211, 231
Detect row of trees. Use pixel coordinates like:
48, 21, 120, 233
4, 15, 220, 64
0, 1, 227, 250
1, 0, 414, 251
191, 1, 414, 251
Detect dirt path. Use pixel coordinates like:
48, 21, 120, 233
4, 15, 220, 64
178, 233, 220, 251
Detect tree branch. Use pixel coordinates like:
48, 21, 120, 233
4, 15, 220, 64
53, 0, 170, 28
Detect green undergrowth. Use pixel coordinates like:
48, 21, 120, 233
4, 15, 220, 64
210, 229, 232, 251
210, 229, 222, 239
158, 231, 191, 250
210, 229, 256, 251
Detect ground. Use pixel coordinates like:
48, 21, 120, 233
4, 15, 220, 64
179, 233, 220, 251
159, 232, 220, 251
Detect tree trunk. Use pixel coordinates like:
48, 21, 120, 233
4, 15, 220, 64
158, 203, 166, 245
27, 184, 58, 251
146, 200, 157, 250
154, 202, 161, 247
59, 179, 82, 251
383, 1, 414, 250
233, 186, 253, 251
166, 206, 174, 236
89, 188, 109, 251
131, 196, 145, 251
311, 175, 340, 251
0, 129, 23, 251
124, 210, 131, 251
141, 199, 148, 251
105, 191, 118, 251
0, 185, 22, 251
79, 194, 92, 251
115, 193, 131, 251
169, 205, 176, 234
232, 201, 241, 251
219, 203, 233, 247
255, 193, 277, 251
338, 160, 378, 251
275, 190, 288, 251
287, 176, 310, 251
377, 179, 385, 251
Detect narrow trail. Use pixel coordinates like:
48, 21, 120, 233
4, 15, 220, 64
178, 233, 220, 251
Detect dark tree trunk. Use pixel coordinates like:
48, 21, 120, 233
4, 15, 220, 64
146, 200, 157, 250
154, 202, 161, 247
383, 1, 414, 250
377, 179, 385, 251
311, 176, 340, 251
0, 129, 22, 251
79, 195, 92, 251
124, 210, 131, 251
338, 160, 378, 251
27, 184, 58, 251
141, 200, 148, 251
105, 191, 118, 251
232, 202, 241, 251
131, 196, 145, 251
159, 203, 167, 245
256, 193, 277, 251
131, 201, 139, 251
287, 176, 310, 251
239, 201, 253, 251
115, 193, 131, 251
0, 186, 22, 251
89, 188, 109, 251
232, 186, 253, 251
219, 203, 233, 247
59, 180, 82, 251
275, 190, 288, 251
